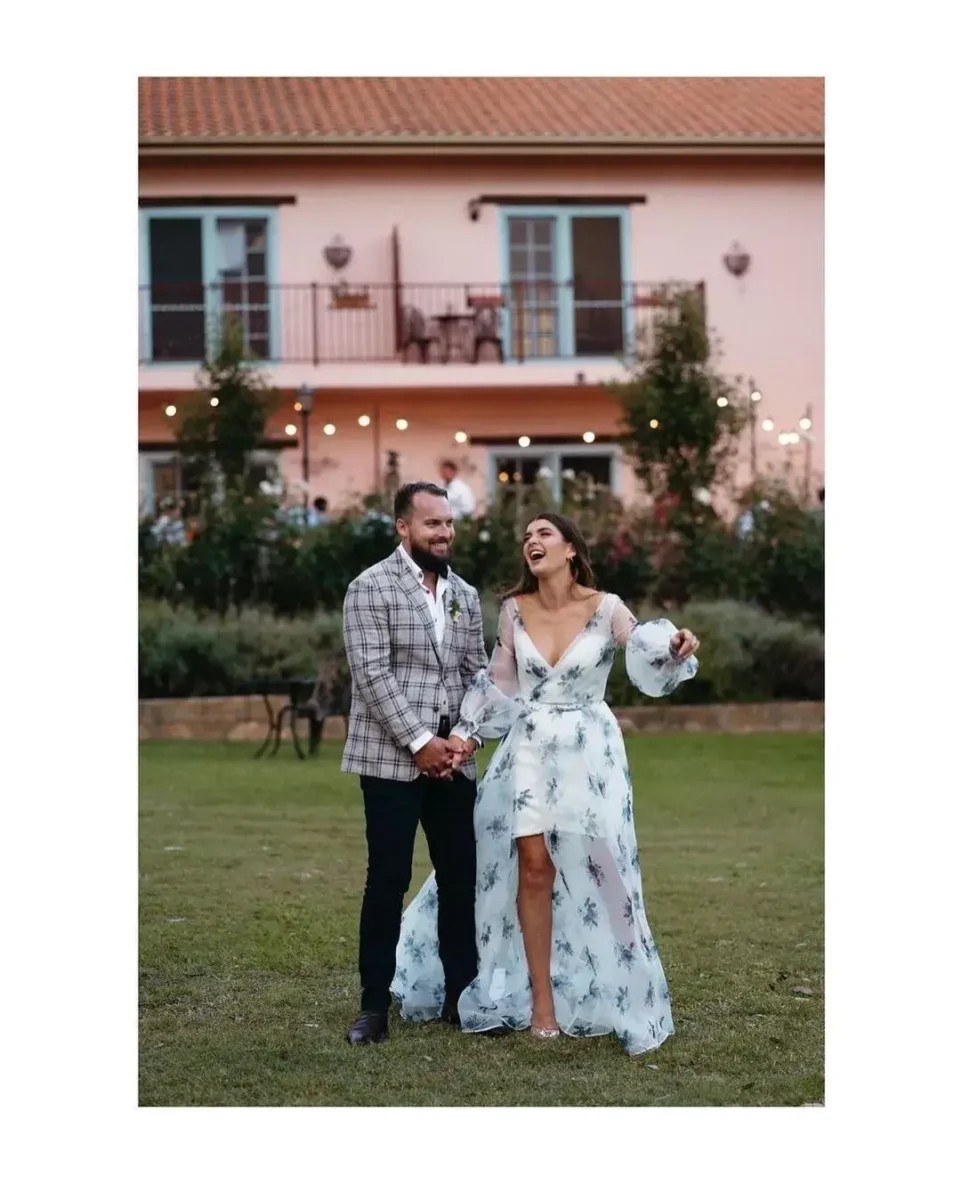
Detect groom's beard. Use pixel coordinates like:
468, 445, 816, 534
410, 541, 452, 578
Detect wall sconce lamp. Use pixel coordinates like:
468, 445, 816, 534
324, 236, 352, 271
723, 241, 751, 277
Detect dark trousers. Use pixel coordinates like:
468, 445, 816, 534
358, 770, 478, 1013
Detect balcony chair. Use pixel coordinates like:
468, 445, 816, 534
400, 305, 441, 363
471, 304, 504, 363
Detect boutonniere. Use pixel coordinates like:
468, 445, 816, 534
449, 597, 462, 624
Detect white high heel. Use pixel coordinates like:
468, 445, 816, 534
530, 1025, 561, 1039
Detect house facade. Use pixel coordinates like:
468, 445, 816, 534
138, 77, 824, 515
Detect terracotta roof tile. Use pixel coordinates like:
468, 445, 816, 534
140, 77, 823, 144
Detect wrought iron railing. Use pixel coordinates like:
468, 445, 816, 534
138, 280, 704, 366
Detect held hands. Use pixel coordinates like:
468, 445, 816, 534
412, 736, 455, 779
670, 628, 700, 660
412, 735, 478, 780
447, 734, 478, 772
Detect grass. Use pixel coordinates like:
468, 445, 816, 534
140, 734, 823, 1107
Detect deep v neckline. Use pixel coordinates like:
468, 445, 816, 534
513, 594, 607, 672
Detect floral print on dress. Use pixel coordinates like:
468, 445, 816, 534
390, 592, 698, 1055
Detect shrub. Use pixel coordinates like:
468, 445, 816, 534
604, 599, 823, 706
737, 495, 824, 626
139, 602, 350, 704
139, 484, 823, 627
140, 599, 822, 705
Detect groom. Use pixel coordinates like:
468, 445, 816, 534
341, 482, 484, 1045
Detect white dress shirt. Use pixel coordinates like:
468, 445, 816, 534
440, 476, 475, 519
399, 544, 448, 755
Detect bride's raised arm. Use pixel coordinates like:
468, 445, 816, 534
610, 598, 699, 699
451, 601, 523, 741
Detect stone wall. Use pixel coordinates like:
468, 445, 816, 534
139, 696, 823, 742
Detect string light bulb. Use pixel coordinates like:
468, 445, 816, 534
582, 431, 596, 444
518, 436, 531, 447
454, 431, 468, 444
649, 419, 659, 429
164, 405, 177, 417
799, 417, 812, 431
294, 401, 303, 412
750, 390, 762, 403
716, 396, 729, 408
285, 423, 297, 436
358, 415, 371, 427
209, 396, 219, 408
762, 418, 774, 432
323, 423, 336, 436
396, 418, 408, 431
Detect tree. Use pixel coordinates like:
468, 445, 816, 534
608, 287, 747, 514
176, 317, 280, 508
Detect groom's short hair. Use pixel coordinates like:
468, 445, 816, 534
394, 481, 448, 520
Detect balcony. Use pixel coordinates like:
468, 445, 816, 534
138, 280, 704, 367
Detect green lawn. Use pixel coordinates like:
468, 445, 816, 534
139, 734, 823, 1107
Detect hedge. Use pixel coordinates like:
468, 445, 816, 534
140, 598, 822, 706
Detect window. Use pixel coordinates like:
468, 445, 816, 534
507, 219, 560, 358
559, 453, 612, 488
140, 208, 276, 362
138, 453, 206, 517
495, 455, 546, 487
502, 207, 630, 360
138, 450, 279, 516
489, 444, 620, 504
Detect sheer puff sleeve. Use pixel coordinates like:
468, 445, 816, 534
611, 598, 699, 698
451, 601, 523, 741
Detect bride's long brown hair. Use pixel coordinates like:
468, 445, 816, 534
502, 512, 597, 599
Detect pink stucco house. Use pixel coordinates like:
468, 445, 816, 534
138, 76, 824, 515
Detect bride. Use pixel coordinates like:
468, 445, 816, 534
391, 512, 699, 1055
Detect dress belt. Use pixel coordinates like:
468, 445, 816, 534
523, 697, 605, 714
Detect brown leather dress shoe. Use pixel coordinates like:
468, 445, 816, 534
346, 1010, 389, 1045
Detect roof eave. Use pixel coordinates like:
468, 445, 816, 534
139, 134, 823, 158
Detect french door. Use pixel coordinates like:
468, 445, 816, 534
504, 208, 629, 359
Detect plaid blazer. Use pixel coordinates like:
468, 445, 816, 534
340, 546, 489, 782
